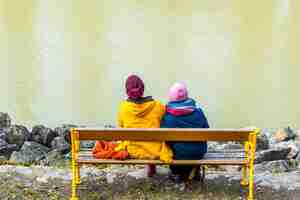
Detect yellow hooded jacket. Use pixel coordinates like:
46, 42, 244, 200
116, 99, 173, 163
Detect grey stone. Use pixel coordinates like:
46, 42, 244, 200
273, 127, 297, 143
255, 160, 290, 176
264, 160, 290, 173
98, 191, 109, 200
54, 124, 77, 143
254, 163, 268, 173
274, 141, 300, 159
208, 142, 226, 151
0, 112, 11, 128
0, 138, 17, 158
80, 140, 95, 149
261, 128, 277, 145
106, 173, 117, 183
256, 133, 269, 151
51, 136, 70, 154
255, 146, 291, 163
284, 127, 297, 140
9, 141, 50, 164
127, 168, 147, 179
261, 128, 277, 137
208, 142, 242, 152
31, 125, 57, 147
40, 149, 66, 166
208, 142, 219, 151
3, 125, 31, 149
296, 153, 300, 161
223, 142, 243, 150
0, 155, 6, 162
254, 171, 273, 185
0, 129, 5, 140
254, 171, 300, 190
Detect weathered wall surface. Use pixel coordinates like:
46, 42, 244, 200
0, 0, 299, 128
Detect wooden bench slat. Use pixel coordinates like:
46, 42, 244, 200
78, 151, 245, 158
74, 128, 254, 132
80, 148, 245, 153
77, 158, 246, 165
74, 128, 253, 141
76, 151, 247, 165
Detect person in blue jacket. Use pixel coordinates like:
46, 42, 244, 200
161, 82, 209, 183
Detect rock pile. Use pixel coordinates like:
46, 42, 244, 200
0, 112, 76, 165
207, 127, 300, 173
254, 127, 300, 173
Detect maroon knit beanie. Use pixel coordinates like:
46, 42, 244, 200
125, 75, 144, 100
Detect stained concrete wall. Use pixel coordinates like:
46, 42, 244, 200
0, 0, 299, 128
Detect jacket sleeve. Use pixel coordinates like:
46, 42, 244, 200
200, 109, 210, 128
158, 101, 166, 120
203, 115, 210, 128
196, 107, 210, 128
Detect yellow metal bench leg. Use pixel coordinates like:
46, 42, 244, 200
248, 161, 254, 200
240, 165, 248, 186
247, 130, 257, 200
241, 142, 249, 187
70, 129, 80, 200
71, 162, 79, 200
76, 165, 81, 185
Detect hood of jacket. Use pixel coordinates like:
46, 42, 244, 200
122, 99, 156, 118
161, 98, 209, 129
166, 98, 197, 116
118, 98, 165, 128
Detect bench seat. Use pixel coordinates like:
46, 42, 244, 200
77, 151, 246, 165
70, 128, 259, 200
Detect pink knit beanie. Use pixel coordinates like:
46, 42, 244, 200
168, 82, 188, 101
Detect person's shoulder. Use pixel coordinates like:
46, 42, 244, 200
153, 100, 165, 107
119, 100, 130, 110
187, 98, 202, 109
153, 99, 162, 104
152, 100, 166, 112
194, 105, 208, 119
187, 98, 197, 105
187, 98, 205, 113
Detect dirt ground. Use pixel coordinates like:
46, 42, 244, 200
0, 165, 299, 200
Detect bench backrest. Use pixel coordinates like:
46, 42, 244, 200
71, 128, 257, 142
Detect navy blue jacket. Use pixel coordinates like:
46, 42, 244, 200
161, 98, 209, 160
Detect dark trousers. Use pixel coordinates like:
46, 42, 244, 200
170, 165, 195, 176
170, 153, 205, 177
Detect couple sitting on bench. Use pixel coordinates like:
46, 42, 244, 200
92, 74, 209, 184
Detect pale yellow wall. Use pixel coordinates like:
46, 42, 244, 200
0, 0, 299, 128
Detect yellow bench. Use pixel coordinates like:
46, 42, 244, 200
70, 128, 259, 200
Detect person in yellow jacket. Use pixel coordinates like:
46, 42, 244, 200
117, 74, 173, 177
